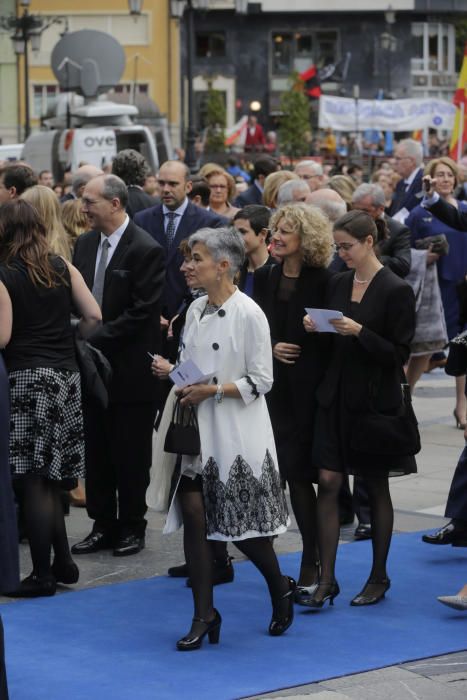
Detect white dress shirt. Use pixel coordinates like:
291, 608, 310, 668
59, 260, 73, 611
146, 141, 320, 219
94, 215, 130, 277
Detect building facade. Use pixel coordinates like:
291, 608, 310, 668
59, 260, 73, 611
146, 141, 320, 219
186, 0, 467, 133
0, 0, 181, 145
0, 0, 19, 145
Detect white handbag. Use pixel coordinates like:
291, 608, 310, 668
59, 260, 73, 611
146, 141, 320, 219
146, 385, 178, 512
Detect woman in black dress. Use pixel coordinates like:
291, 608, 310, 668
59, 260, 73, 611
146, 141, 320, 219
254, 203, 334, 601
0, 200, 101, 597
303, 210, 416, 608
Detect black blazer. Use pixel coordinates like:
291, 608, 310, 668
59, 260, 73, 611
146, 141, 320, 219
126, 186, 159, 219
316, 267, 415, 415
388, 168, 423, 217
72, 219, 165, 403
134, 201, 227, 318
234, 183, 263, 208
254, 263, 332, 435
427, 197, 467, 231
238, 255, 276, 292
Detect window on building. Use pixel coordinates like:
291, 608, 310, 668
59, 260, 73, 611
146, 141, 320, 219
411, 23, 455, 74
195, 90, 227, 131
113, 83, 149, 96
196, 32, 226, 58
271, 30, 338, 76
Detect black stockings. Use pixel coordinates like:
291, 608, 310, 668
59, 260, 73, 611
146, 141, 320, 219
316, 469, 393, 599
178, 475, 288, 634
21, 475, 71, 578
288, 480, 319, 586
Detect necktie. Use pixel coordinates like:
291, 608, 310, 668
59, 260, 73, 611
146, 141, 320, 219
92, 238, 111, 308
165, 212, 177, 248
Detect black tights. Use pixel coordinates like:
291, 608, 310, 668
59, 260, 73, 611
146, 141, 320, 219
21, 475, 72, 578
178, 476, 288, 635
317, 469, 393, 597
288, 479, 319, 586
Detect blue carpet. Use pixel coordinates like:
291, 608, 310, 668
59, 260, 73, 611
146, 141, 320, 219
2, 531, 467, 700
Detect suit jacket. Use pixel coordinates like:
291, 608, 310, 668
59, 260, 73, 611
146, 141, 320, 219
134, 201, 227, 318
317, 267, 415, 414
126, 186, 159, 219
238, 255, 275, 292
330, 215, 411, 279
72, 219, 165, 403
427, 196, 467, 231
388, 168, 423, 217
234, 183, 263, 208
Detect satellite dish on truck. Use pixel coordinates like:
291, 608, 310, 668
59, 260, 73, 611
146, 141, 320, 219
51, 30, 126, 98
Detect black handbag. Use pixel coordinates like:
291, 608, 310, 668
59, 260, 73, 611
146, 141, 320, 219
414, 234, 449, 256
446, 330, 467, 377
164, 396, 201, 456
351, 383, 421, 457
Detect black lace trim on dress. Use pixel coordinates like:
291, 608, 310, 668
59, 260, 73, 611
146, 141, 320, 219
245, 374, 259, 399
201, 450, 289, 538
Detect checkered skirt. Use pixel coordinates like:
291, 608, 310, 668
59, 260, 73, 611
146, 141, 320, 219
9, 368, 85, 481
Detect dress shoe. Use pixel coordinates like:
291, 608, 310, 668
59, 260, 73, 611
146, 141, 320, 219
350, 578, 390, 606
354, 523, 372, 540
422, 521, 467, 545
168, 562, 189, 577
176, 609, 222, 651
113, 534, 145, 557
298, 580, 340, 609
5, 572, 56, 598
437, 595, 467, 611
187, 557, 234, 588
51, 559, 80, 585
269, 576, 296, 636
294, 582, 319, 605
71, 530, 113, 555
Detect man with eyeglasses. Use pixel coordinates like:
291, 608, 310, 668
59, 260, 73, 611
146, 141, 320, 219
134, 160, 227, 321
388, 138, 424, 220
294, 160, 324, 193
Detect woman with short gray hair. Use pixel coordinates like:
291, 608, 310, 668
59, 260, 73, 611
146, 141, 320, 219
163, 226, 293, 650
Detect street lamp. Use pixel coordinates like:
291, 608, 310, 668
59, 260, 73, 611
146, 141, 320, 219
128, 0, 144, 15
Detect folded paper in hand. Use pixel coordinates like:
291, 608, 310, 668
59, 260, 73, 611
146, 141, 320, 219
169, 359, 215, 388
305, 308, 343, 333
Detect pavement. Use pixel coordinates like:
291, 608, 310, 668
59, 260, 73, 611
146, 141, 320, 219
1, 368, 467, 699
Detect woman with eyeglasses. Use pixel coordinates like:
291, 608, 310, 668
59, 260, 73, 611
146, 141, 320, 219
205, 168, 240, 220
303, 210, 416, 609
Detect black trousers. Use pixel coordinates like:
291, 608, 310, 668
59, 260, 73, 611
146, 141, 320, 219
445, 445, 467, 522
83, 400, 157, 537
0, 619, 8, 700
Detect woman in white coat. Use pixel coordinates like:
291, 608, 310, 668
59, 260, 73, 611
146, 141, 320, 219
170, 226, 293, 650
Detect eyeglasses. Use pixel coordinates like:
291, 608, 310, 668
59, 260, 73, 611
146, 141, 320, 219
210, 184, 228, 190
334, 242, 359, 252
299, 174, 319, 180
394, 156, 412, 161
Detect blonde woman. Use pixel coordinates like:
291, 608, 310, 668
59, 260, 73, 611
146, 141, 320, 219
61, 199, 89, 252
327, 175, 357, 210
205, 169, 239, 220
262, 171, 298, 209
21, 185, 71, 261
253, 203, 335, 603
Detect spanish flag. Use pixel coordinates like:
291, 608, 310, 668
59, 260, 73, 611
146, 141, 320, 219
449, 42, 467, 161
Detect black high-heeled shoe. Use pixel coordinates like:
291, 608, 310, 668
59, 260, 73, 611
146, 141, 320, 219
269, 575, 296, 636
51, 559, 79, 585
453, 409, 466, 430
350, 578, 391, 606
298, 580, 340, 609
176, 609, 222, 651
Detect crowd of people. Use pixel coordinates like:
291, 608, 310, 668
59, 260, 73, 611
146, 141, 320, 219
0, 136, 466, 684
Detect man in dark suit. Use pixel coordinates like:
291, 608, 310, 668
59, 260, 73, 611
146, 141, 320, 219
72, 174, 165, 556
233, 156, 279, 208
134, 160, 226, 321
111, 148, 159, 218
422, 178, 467, 231
352, 183, 411, 278
388, 138, 424, 219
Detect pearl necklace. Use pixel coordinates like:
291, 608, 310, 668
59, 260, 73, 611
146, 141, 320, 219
353, 274, 370, 285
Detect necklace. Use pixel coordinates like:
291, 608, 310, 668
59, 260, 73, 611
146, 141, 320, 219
353, 274, 370, 285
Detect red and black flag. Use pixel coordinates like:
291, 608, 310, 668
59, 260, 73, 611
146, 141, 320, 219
299, 64, 321, 99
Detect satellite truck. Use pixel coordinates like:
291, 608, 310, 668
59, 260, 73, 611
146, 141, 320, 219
21, 29, 173, 181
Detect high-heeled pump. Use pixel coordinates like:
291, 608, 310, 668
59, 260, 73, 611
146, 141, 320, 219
453, 409, 466, 430
297, 580, 340, 609
51, 559, 79, 585
176, 609, 222, 651
350, 578, 391, 606
269, 575, 296, 636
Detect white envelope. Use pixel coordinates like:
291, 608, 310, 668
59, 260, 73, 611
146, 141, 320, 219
305, 308, 343, 333
169, 359, 215, 388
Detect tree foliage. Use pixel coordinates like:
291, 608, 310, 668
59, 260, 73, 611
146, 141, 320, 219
204, 87, 226, 153
278, 72, 311, 158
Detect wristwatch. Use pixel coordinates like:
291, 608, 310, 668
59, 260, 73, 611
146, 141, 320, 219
215, 383, 224, 404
